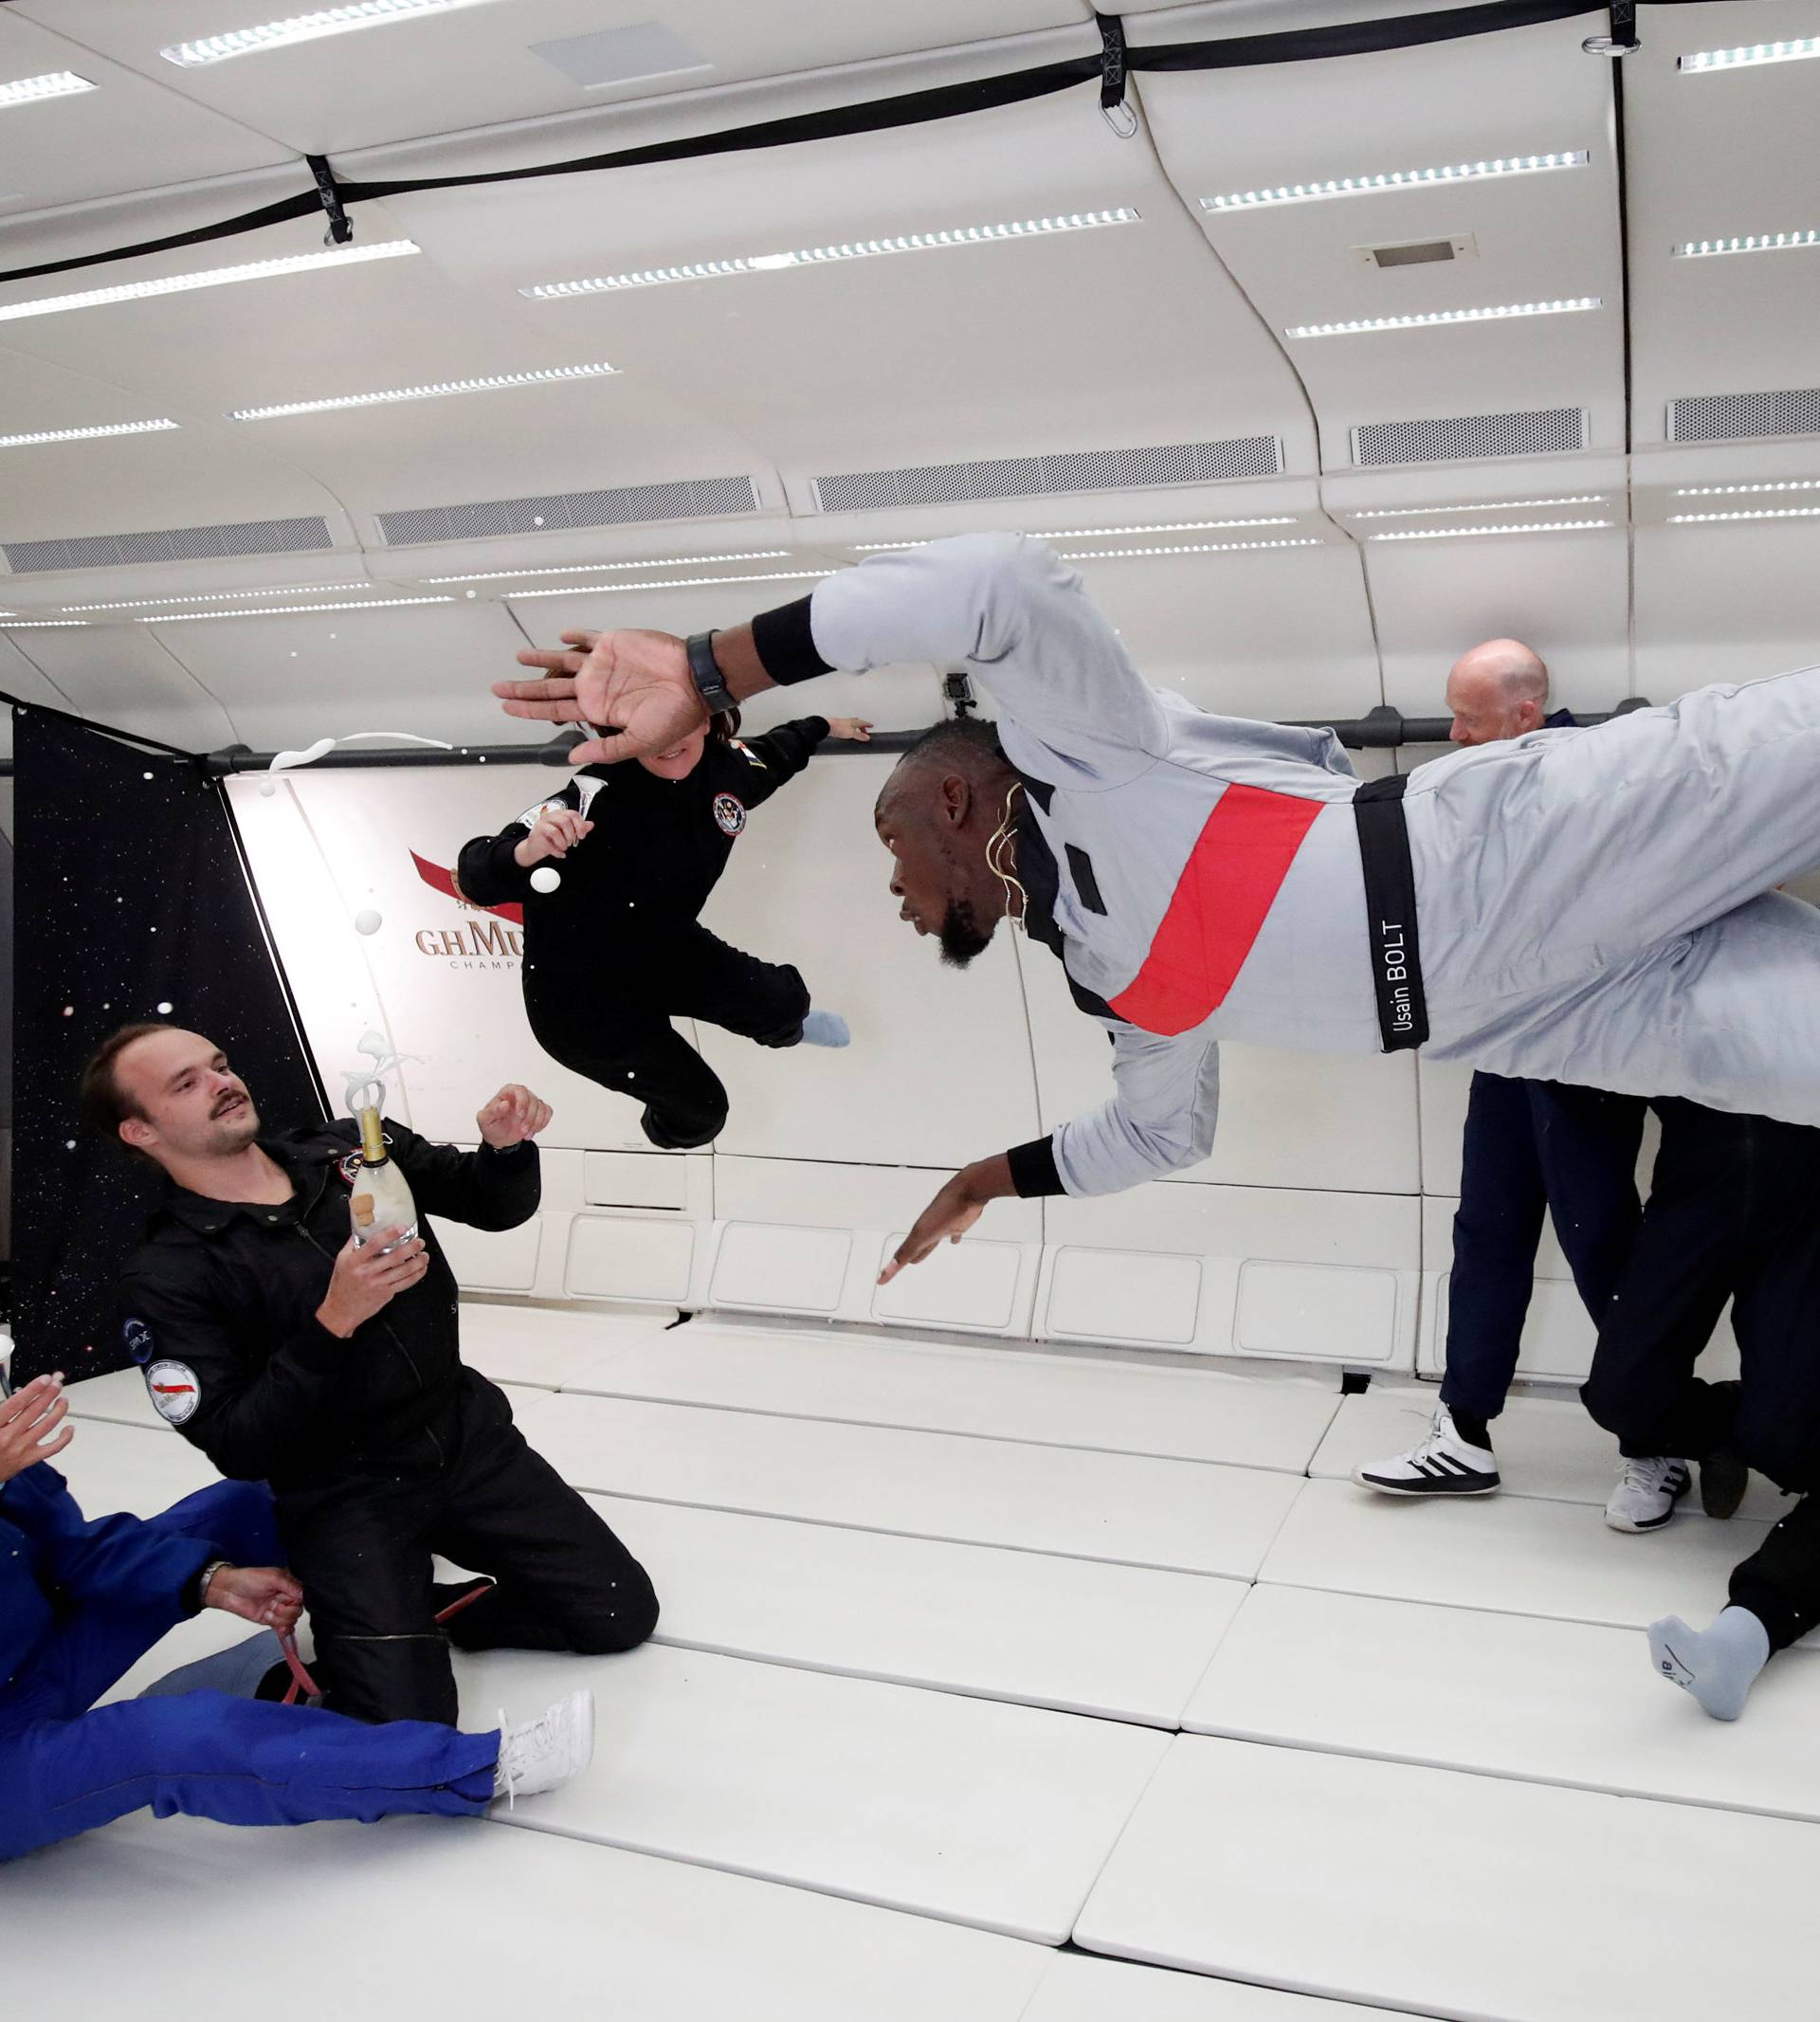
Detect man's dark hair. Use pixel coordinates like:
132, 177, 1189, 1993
79, 1022, 168, 1152
900, 716, 1006, 769
876, 716, 1008, 819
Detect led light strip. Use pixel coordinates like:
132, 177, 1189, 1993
1059, 539, 1324, 558
1674, 481, 1820, 497
425, 552, 791, 584
0, 240, 420, 325
140, 595, 454, 623
1351, 496, 1606, 519
1287, 298, 1600, 339
162, 0, 492, 67
64, 583, 374, 612
0, 418, 179, 448
1202, 152, 1588, 211
1676, 231, 1820, 259
1367, 519, 1613, 540
2, 617, 90, 627
0, 71, 98, 109
854, 518, 1300, 552
1679, 37, 1820, 72
506, 571, 827, 599
523, 211, 1138, 300
229, 360, 618, 422
1668, 507, 1820, 523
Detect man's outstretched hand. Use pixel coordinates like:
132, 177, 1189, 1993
878, 1155, 1018, 1284
495, 627, 707, 766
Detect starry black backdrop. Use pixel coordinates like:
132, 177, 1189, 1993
10, 707, 324, 1385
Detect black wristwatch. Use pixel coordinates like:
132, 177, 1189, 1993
685, 630, 737, 716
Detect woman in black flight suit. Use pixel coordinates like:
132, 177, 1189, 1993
457, 709, 870, 1149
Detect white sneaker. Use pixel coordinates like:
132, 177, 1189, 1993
492, 1688, 594, 1806
1355, 1407, 1500, 1497
1605, 1457, 1691, 1533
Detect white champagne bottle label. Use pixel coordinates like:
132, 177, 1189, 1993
351, 1106, 419, 1254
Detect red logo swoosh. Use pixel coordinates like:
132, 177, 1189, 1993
410, 851, 522, 924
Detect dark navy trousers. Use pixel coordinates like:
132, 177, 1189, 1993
1440, 1072, 1647, 1421
0, 1479, 496, 1862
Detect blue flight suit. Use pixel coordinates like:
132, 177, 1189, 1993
1439, 713, 1650, 1423
0, 1465, 497, 1862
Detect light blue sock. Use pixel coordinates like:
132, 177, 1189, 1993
801, 1010, 850, 1048
1647, 1607, 1773, 1721
138, 1629, 284, 1700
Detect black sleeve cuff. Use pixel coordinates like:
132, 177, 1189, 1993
752, 596, 831, 686
799, 716, 830, 746
1006, 1136, 1065, 1199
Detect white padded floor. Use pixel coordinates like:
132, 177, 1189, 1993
26, 1302, 1820, 2022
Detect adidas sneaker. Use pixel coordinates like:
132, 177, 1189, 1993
1355, 1406, 1501, 1497
1604, 1456, 1691, 1533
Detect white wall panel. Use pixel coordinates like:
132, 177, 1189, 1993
1062, 544, 1381, 721
1632, 524, 1820, 701
431, 1211, 541, 1292
1368, 529, 1631, 716
1039, 1183, 1418, 1368
156, 600, 538, 752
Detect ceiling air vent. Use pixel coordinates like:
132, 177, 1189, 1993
812, 437, 1282, 514
376, 475, 758, 547
1352, 408, 1585, 467
3, 515, 334, 574
1668, 386, 1820, 443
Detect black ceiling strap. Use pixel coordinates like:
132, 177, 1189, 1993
305, 154, 353, 246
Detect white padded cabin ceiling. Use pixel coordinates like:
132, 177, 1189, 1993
1, 0, 1817, 756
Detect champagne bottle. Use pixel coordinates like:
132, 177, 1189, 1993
351, 1104, 419, 1253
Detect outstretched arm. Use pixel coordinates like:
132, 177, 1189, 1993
879, 1024, 1222, 1278
495, 536, 1164, 774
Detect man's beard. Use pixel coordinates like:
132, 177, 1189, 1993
937, 897, 994, 969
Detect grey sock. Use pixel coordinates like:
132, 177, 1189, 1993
801, 1009, 850, 1048
1647, 1607, 1773, 1721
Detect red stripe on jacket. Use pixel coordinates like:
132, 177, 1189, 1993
1107, 784, 1321, 1035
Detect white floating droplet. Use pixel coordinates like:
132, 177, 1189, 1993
529, 865, 561, 894
155, 1001, 173, 1014
354, 909, 383, 936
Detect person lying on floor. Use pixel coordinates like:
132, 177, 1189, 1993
0, 1373, 592, 1863
1577, 1098, 1820, 1718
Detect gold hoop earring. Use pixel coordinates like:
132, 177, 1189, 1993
985, 781, 1027, 928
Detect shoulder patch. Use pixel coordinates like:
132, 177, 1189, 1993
122, 1317, 155, 1366
712, 792, 747, 838
145, 1360, 201, 1427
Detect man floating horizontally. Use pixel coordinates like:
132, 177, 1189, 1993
495, 534, 1820, 1279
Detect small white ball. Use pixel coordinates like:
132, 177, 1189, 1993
354, 909, 383, 936
529, 865, 562, 895
258, 777, 278, 797
155, 1001, 173, 1014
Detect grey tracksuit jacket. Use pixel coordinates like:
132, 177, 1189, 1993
753, 533, 1820, 1197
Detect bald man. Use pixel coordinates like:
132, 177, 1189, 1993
1360, 649, 1681, 1525
1445, 638, 1554, 745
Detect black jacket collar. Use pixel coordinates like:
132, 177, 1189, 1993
157, 1125, 350, 1238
